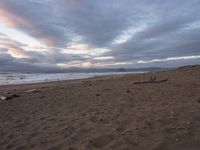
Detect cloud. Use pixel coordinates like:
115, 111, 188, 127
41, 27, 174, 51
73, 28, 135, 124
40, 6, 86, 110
0, 34, 29, 58
0, 0, 68, 47
137, 55, 200, 64
0, 0, 199, 70
106, 10, 200, 63
0, 51, 14, 64
60, 0, 133, 47
0, 33, 88, 70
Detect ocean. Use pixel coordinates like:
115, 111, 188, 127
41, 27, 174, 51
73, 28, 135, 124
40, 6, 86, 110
0, 71, 145, 85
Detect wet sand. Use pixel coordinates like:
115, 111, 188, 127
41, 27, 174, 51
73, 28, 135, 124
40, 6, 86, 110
0, 65, 200, 150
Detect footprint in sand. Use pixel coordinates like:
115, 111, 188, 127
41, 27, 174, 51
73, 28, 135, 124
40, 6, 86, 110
47, 144, 64, 150
15, 145, 28, 150
89, 134, 114, 148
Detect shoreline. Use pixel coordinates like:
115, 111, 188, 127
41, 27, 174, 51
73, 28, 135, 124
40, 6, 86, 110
0, 71, 146, 87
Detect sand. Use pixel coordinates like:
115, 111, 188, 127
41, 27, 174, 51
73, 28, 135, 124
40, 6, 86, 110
0, 65, 200, 150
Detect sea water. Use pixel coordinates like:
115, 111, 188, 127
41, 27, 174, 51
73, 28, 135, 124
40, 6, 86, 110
0, 72, 144, 85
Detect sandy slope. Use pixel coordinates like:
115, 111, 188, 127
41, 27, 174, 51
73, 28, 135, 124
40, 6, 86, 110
0, 65, 200, 150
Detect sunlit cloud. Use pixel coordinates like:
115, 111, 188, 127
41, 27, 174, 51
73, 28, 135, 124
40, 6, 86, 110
8, 47, 29, 58
57, 61, 92, 68
0, 22, 42, 48
112, 25, 147, 44
0, 35, 29, 58
137, 55, 200, 64
93, 56, 114, 60
0, 1, 67, 47
92, 61, 133, 68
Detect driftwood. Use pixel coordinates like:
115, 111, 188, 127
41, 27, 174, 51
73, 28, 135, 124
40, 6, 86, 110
25, 89, 42, 93
134, 76, 168, 84
0, 94, 20, 101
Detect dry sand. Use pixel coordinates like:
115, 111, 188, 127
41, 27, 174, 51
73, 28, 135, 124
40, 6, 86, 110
0, 65, 200, 150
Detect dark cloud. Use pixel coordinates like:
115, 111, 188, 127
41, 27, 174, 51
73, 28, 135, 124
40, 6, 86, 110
106, 8, 200, 62
61, 0, 134, 47
0, 51, 14, 64
23, 51, 87, 66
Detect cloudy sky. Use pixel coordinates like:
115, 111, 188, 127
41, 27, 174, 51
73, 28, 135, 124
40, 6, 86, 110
0, 0, 200, 71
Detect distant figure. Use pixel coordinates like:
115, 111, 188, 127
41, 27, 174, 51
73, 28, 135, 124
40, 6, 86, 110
45, 79, 47, 82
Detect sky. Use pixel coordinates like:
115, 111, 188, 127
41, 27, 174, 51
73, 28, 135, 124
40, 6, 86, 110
0, 0, 200, 71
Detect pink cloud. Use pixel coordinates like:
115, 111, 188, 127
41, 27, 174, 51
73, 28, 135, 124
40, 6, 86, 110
0, 2, 64, 47
0, 4, 33, 28
9, 47, 29, 58
0, 34, 29, 58
40, 36, 62, 48
0, 43, 29, 58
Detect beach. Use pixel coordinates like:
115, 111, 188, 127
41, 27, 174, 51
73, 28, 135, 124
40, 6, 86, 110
0, 65, 200, 150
